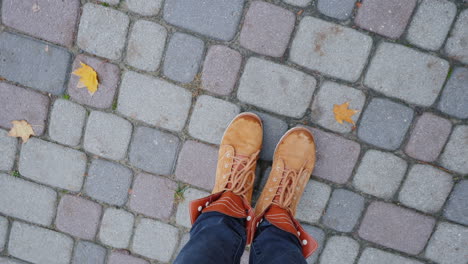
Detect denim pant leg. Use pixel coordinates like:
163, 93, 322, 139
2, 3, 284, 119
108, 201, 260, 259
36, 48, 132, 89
174, 211, 247, 264
250, 220, 307, 264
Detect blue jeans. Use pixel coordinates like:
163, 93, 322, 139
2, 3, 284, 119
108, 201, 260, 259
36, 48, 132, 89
174, 212, 307, 264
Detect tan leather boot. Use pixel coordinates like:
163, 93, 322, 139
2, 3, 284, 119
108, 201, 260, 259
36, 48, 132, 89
251, 127, 318, 258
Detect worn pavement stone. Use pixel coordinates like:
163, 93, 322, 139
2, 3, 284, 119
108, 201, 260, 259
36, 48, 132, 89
303, 225, 325, 264
9, 221, 73, 264
296, 180, 331, 223
189, 95, 240, 144
320, 236, 359, 264
353, 150, 407, 199
283, 0, 312, 7
0, 129, 17, 171
19, 138, 87, 191
0, 216, 6, 252
425, 222, 468, 264
84, 159, 133, 206
72, 241, 106, 264
132, 218, 179, 262
163, 0, 245, 41
108, 252, 149, 264
358, 201, 435, 254
358, 248, 424, 264
201, 45, 242, 96
68, 54, 120, 109
0, 173, 56, 226
238, 57, 316, 118
253, 111, 289, 161
406, 0, 456, 51
175, 140, 218, 190
83, 111, 132, 161
322, 189, 365, 232
0, 32, 71, 95
0, 257, 28, 264
365, 42, 449, 106
290, 16, 372, 82
129, 127, 180, 175
445, 9, 468, 64
99, 208, 134, 248
125, 0, 162, 16
128, 173, 177, 220
404, 113, 452, 162
126, 20, 167, 71
440, 125, 468, 174
444, 180, 468, 225
358, 98, 414, 150
49, 99, 86, 147
0, 82, 49, 135
438, 67, 468, 119
317, 0, 357, 20
2, 0, 80, 47
311, 81, 366, 133
118, 71, 192, 131
176, 188, 210, 227
355, 0, 417, 39
399, 165, 453, 213
240, 1, 295, 57
77, 3, 130, 60
55, 195, 102, 240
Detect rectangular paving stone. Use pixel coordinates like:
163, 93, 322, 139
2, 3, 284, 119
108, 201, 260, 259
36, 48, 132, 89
68, 54, 120, 109
108, 252, 149, 264
0, 257, 28, 264
77, 3, 129, 60
358, 247, 424, 264
0, 216, 7, 252
128, 173, 177, 220
19, 138, 87, 191
0, 32, 71, 95
9, 221, 73, 264
83, 111, 132, 161
317, 0, 357, 20
404, 113, 452, 162
311, 81, 366, 133
99, 208, 135, 248
126, 20, 167, 71
129, 127, 180, 175
48, 99, 86, 147
365, 42, 449, 106
358, 98, 414, 150
438, 67, 468, 119
176, 188, 210, 228
319, 236, 359, 264
0, 173, 56, 226
2, 0, 80, 47
163, 0, 245, 41
238, 57, 316, 118
72, 241, 106, 264
125, 0, 162, 16
440, 125, 468, 174
352, 150, 407, 199
303, 225, 325, 264
443, 180, 468, 225
445, 10, 468, 64
55, 195, 102, 240
163, 33, 204, 83
358, 201, 435, 255
406, 0, 457, 51
240, 1, 295, 57
253, 111, 289, 161
290, 16, 372, 82
322, 189, 365, 232
131, 218, 179, 262
425, 222, 468, 264
0, 129, 17, 171
118, 71, 192, 132
355, 0, 417, 39
84, 159, 133, 206
201, 45, 242, 96
189, 95, 240, 144
296, 180, 331, 224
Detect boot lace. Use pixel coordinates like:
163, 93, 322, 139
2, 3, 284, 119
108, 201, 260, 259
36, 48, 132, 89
272, 163, 309, 209
221, 150, 260, 197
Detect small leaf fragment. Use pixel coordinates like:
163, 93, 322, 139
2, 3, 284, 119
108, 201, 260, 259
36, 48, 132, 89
8, 120, 35, 143
72, 62, 99, 95
333, 102, 359, 125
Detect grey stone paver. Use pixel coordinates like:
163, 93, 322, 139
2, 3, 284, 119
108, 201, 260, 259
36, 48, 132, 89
322, 189, 365, 232
19, 138, 87, 191
163, 0, 245, 41
240, 1, 295, 57
358, 98, 414, 150
406, 0, 457, 51
296, 180, 331, 224
72, 241, 106, 264
303, 225, 325, 264
317, 0, 357, 20
48, 99, 86, 147
443, 180, 468, 225
290, 16, 372, 82
0, 216, 7, 252
176, 188, 210, 228
253, 111, 289, 161
99, 208, 135, 248
0, 32, 71, 95
0, 257, 28, 264
126, 20, 167, 71
440, 125, 468, 174
358, 248, 424, 264
108, 252, 149, 264
238, 57, 316, 118
319, 236, 359, 264
424, 222, 468, 264
8, 221, 73, 264
445, 9, 468, 64
364, 42, 449, 106
0, 129, 17, 171
77, 4, 130, 60
0, 173, 56, 226
125, 0, 162, 16
438, 67, 468, 119
117, 71, 192, 132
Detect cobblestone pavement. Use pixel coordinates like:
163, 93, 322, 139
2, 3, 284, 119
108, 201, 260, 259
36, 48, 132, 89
0, 0, 467, 263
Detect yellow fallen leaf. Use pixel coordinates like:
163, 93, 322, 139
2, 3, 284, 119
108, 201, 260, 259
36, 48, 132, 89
72, 62, 99, 95
333, 102, 359, 125
8, 120, 35, 143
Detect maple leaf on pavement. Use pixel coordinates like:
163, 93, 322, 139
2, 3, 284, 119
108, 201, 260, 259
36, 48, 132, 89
72, 62, 99, 95
8, 120, 35, 143
333, 102, 359, 125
